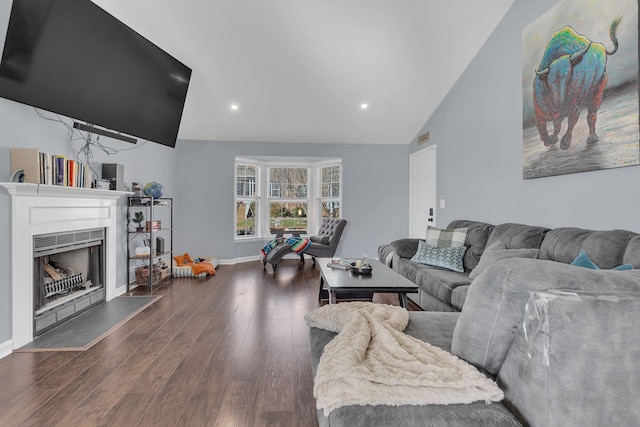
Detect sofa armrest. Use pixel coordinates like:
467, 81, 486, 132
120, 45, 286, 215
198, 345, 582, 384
498, 290, 640, 426
452, 258, 640, 376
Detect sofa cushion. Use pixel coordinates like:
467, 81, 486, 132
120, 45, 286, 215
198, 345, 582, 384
426, 225, 467, 248
452, 258, 640, 376
447, 220, 495, 272
396, 258, 472, 306
539, 227, 636, 269
469, 241, 539, 280
411, 241, 466, 272
623, 235, 640, 268
390, 238, 422, 259
485, 223, 549, 250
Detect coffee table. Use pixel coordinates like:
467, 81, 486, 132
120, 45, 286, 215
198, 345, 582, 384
317, 258, 418, 308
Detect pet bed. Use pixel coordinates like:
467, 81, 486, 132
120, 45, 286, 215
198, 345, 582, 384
172, 253, 218, 277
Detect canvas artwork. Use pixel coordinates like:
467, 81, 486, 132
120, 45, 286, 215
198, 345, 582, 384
522, 0, 639, 179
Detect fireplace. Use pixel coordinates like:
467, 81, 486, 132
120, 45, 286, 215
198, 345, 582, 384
33, 228, 106, 335
0, 183, 129, 349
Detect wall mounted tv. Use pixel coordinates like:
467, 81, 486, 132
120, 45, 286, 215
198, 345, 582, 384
0, 0, 192, 148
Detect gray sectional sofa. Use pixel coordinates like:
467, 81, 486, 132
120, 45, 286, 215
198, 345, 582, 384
309, 220, 640, 426
381, 220, 552, 311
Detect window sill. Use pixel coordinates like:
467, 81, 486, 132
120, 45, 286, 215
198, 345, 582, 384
235, 236, 265, 243
235, 234, 310, 243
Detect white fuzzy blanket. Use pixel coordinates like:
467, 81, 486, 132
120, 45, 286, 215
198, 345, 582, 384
305, 302, 504, 415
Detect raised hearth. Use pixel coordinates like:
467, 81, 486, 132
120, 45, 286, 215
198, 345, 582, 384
0, 183, 130, 349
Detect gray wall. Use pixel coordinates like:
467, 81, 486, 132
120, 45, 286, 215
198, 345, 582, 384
174, 140, 409, 261
411, 0, 640, 233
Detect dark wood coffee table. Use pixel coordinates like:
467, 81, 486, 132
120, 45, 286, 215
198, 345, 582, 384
318, 258, 418, 308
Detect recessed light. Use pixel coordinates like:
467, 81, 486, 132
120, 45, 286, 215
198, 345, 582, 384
360, 103, 368, 109
230, 104, 239, 111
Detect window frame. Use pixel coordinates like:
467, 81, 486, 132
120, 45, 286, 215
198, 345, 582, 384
318, 162, 342, 220
234, 160, 260, 239
234, 157, 342, 241
267, 166, 310, 235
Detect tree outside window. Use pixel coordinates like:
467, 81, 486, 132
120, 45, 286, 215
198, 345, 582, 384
269, 168, 308, 233
236, 163, 258, 236
320, 165, 341, 219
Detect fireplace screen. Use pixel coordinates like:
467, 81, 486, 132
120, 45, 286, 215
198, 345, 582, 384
33, 228, 105, 335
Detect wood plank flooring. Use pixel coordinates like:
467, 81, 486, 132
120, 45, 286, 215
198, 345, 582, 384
0, 259, 413, 427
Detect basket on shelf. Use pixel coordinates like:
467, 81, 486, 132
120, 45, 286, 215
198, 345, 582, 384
135, 260, 169, 284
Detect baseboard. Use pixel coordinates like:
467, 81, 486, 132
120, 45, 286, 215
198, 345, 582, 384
218, 255, 260, 265
220, 253, 308, 266
0, 339, 13, 359
115, 284, 130, 296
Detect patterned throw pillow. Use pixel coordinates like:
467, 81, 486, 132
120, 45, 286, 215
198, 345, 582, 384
426, 225, 468, 248
411, 240, 467, 272
570, 250, 633, 271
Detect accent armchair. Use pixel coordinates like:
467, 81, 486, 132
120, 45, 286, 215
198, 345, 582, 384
304, 218, 347, 263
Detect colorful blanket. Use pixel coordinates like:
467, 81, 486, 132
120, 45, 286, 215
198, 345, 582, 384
261, 236, 311, 259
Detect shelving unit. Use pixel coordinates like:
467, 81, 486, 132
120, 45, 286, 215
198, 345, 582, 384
126, 196, 173, 292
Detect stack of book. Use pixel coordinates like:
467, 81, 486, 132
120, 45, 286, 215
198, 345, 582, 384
10, 148, 93, 188
327, 258, 355, 270
145, 220, 162, 232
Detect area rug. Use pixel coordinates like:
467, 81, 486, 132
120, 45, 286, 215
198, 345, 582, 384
17, 295, 161, 352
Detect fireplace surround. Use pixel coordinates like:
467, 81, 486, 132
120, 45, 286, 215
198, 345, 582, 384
0, 183, 130, 349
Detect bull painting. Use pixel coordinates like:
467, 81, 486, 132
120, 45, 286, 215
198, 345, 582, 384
522, 0, 638, 180
533, 18, 620, 150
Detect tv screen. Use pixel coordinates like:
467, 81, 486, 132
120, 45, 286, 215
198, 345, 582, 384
0, 0, 192, 148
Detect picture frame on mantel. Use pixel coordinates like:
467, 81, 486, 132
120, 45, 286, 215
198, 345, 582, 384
522, 0, 639, 179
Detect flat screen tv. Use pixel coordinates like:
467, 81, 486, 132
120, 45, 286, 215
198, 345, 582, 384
0, 0, 192, 147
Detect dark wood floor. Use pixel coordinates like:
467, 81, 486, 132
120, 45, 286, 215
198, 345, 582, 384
0, 259, 411, 426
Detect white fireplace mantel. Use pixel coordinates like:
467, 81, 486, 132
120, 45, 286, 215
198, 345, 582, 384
0, 183, 131, 349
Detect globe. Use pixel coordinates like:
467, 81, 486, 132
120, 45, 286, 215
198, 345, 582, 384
143, 181, 164, 199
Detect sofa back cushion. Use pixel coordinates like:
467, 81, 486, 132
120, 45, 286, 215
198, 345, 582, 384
447, 220, 494, 272
538, 227, 636, 269
623, 235, 640, 268
485, 223, 549, 250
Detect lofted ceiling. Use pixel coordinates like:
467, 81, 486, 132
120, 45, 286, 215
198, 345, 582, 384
93, 0, 514, 145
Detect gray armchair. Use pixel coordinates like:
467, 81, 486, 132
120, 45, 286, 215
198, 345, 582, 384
304, 218, 347, 263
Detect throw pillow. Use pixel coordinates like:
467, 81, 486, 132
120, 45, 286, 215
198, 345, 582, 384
570, 250, 633, 271
426, 225, 468, 248
469, 241, 539, 280
411, 241, 467, 272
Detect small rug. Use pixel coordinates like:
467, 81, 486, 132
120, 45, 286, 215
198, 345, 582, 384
17, 295, 161, 352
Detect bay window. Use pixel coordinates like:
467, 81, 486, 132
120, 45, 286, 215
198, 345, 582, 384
235, 158, 341, 240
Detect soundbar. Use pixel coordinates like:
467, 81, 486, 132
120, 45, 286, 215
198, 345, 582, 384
73, 122, 137, 144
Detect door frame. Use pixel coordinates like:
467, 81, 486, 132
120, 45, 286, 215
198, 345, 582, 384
409, 145, 437, 238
